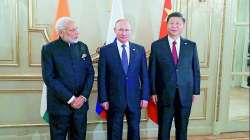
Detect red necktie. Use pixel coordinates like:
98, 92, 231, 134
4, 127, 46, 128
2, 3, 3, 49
172, 41, 178, 64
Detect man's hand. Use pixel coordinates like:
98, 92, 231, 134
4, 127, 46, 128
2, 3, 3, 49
140, 100, 148, 108
71, 96, 85, 109
101, 101, 109, 110
151, 95, 158, 104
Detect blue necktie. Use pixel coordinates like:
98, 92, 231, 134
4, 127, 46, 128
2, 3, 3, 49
121, 44, 128, 74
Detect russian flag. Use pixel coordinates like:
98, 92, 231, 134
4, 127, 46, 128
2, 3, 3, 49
95, 101, 107, 120
95, 0, 124, 119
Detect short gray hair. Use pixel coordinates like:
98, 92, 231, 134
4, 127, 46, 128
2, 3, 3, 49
55, 17, 74, 34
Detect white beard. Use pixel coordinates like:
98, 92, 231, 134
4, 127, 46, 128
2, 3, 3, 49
70, 38, 79, 43
64, 36, 79, 44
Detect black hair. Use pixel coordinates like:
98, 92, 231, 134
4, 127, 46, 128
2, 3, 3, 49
167, 12, 186, 23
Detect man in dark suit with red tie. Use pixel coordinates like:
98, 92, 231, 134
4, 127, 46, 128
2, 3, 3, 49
98, 19, 150, 140
149, 12, 200, 140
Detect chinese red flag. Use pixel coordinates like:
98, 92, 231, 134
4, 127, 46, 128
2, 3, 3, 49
159, 0, 172, 39
50, 0, 70, 41
147, 0, 172, 124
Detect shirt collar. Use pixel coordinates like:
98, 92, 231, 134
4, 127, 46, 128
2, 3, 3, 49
168, 36, 180, 46
116, 39, 129, 48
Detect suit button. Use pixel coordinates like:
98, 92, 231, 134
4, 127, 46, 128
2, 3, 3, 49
176, 69, 179, 72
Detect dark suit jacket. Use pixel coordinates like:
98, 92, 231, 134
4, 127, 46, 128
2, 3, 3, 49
149, 36, 200, 107
42, 37, 94, 115
98, 40, 150, 112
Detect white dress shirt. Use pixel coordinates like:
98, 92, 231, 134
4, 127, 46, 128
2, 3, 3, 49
168, 36, 181, 58
117, 40, 130, 64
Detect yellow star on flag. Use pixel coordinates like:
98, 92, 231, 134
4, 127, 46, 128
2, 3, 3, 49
164, 8, 173, 22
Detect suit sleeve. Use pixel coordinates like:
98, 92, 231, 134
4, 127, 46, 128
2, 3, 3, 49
98, 48, 107, 103
149, 43, 157, 96
192, 43, 200, 95
140, 47, 150, 101
41, 45, 73, 103
81, 46, 95, 99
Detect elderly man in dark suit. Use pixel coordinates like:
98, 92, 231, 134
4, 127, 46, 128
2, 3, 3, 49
41, 17, 94, 140
98, 19, 150, 140
149, 12, 201, 140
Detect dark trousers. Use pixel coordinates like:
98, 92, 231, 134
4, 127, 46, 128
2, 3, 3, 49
107, 106, 141, 140
49, 111, 87, 140
158, 89, 192, 140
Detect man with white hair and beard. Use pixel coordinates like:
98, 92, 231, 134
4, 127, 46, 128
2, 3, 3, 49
41, 17, 94, 140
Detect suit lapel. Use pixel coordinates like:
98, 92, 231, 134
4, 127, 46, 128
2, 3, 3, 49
163, 36, 176, 65
111, 42, 126, 75
165, 36, 189, 65
127, 42, 136, 73
178, 37, 187, 65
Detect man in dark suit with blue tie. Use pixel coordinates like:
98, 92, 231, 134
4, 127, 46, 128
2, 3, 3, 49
41, 17, 94, 140
149, 12, 200, 140
98, 19, 150, 140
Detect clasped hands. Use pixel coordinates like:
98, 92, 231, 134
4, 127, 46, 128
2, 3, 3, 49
70, 95, 86, 109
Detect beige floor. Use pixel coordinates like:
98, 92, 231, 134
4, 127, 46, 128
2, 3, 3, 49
142, 132, 250, 140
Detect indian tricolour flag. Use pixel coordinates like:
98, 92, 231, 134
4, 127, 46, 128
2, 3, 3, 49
40, 83, 49, 122
40, 0, 70, 122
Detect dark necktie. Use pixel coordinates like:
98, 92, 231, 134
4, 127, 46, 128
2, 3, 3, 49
121, 44, 128, 74
172, 41, 178, 64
